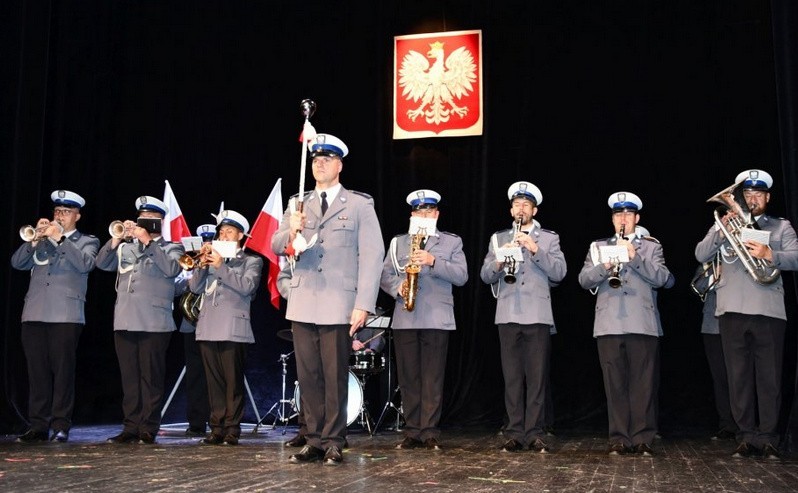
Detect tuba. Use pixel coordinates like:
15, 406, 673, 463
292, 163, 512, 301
179, 291, 202, 324
707, 181, 780, 285
401, 230, 424, 311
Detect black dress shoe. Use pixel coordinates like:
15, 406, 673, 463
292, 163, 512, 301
185, 426, 206, 437
732, 442, 757, 458
711, 429, 736, 441
50, 430, 69, 442
139, 432, 156, 444
530, 438, 550, 453
762, 443, 781, 460
107, 431, 138, 444
608, 442, 629, 455
634, 443, 654, 456
289, 445, 324, 463
396, 436, 423, 449
285, 433, 307, 447
424, 437, 442, 451
323, 446, 343, 466
501, 438, 524, 452
16, 430, 49, 443
223, 434, 239, 446
200, 434, 224, 445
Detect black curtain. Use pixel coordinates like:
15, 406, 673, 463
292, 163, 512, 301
2, 0, 796, 436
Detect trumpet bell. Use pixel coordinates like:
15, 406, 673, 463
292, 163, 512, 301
19, 225, 37, 242
109, 220, 126, 239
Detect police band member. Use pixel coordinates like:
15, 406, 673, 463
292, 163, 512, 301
695, 169, 798, 459
381, 189, 468, 451
271, 133, 384, 465
174, 223, 216, 437
578, 192, 671, 456
11, 190, 100, 443
480, 182, 566, 453
96, 196, 184, 444
190, 210, 263, 446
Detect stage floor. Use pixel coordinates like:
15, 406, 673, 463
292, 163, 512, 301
1, 424, 796, 492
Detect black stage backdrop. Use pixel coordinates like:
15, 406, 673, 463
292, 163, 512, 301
2, 0, 798, 440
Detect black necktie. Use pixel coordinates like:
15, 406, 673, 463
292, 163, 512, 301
320, 191, 328, 216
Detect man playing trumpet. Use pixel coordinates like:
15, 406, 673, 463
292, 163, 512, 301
96, 195, 184, 444
11, 190, 100, 443
480, 181, 566, 453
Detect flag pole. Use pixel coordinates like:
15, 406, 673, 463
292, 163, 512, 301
294, 99, 316, 261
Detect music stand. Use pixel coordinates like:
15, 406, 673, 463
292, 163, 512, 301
372, 323, 404, 436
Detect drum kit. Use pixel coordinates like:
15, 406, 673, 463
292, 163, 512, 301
259, 323, 401, 435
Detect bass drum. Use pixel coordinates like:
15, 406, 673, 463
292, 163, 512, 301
293, 370, 364, 426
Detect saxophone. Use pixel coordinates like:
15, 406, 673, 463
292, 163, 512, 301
401, 230, 424, 311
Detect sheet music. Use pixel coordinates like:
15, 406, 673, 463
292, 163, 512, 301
599, 245, 629, 263
181, 236, 203, 251
212, 240, 238, 258
495, 245, 524, 263
408, 216, 437, 236
740, 228, 771, 246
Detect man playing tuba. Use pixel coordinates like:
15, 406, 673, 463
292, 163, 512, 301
695, 169, 798, 460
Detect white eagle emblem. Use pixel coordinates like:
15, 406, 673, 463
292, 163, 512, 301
398, 41, 477, 125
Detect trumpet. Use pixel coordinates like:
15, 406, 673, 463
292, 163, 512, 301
108, 220, 132, 241
504, 216, 523, 284
19, 220, 64, 242
179, 245, 211, 271
607, 224, 626, 288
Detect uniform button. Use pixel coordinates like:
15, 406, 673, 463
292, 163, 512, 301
320, 225, 324, 229
319, 254, 323, 258
130, 289, 135, 293
318, 267, 323, 272
46, 283, 50, 286
320, 239, 324, 243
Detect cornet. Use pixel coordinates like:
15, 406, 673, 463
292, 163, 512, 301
607, 224, 626, 288
179, 246, 211, 271
108, 220, 133, 241
19, 220, 64, 242
504, 216, 523, 284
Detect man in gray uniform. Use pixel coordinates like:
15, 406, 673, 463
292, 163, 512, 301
578, 191, 671, 456
190, 210, 263, 446
96, 196, 184, 444
695, 169, 798, 459
381, 189, 468, 451
480, 181, 566, 453
271, 133, 384, 465
11, 190, 100, 443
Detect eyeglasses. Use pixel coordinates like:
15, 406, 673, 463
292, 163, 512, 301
53, 208, 76, 216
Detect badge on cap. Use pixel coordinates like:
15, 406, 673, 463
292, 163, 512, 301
507, 181, 542, 205
735, 169, 773, 191
406, 189, 442, 210
216, 210, 250, 235
310, 133, 349, 158
135, 195, 168, 215
608, 191, 643, 211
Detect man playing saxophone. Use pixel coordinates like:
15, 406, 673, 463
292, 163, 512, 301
11, 190, 100, 443
480, 181, 566, 453
381, 189, 468, 451
695, 169, 798, 460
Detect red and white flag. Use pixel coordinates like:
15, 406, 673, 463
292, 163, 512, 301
244, 178, 286, 310
162, 180, 192, 242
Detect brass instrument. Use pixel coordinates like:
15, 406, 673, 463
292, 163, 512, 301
108, 220, 131, 241
178, 247, 210, 271
19, 220, 63, 242
504, 216, 523, 284
401, 230, 425, 311
179, 291, 202, 324
607, 224, 625, 288
707, 182, 780, 285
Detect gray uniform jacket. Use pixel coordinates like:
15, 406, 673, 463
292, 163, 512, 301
188, 250, 263, 343
695, 215, 798, 321
96, 237, 184, 332
578, 235, 671, 337
382, 231, 468, 330
271, 187, 384, 325
11, 232, 100, 324
480, 225, 566, 326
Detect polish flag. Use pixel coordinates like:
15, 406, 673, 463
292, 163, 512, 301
163, 180, 191, 242
244, 179, 286, 310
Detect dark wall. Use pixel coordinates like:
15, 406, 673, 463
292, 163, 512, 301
2, 0, 795, 434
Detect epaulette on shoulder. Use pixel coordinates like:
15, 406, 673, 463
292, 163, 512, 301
441, 231, 461, 238
85, 234, 98, 238
539, 228, 556, 235
642, 235, 661, 244
289, 191, 313, 200
349, 190, 373, 200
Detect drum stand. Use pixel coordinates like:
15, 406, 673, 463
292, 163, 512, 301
372, 329, 404, 435
352, 373, 374, 434
254, 351, 298, 434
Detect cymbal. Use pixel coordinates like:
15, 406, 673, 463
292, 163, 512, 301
276, 329, 293, 342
